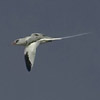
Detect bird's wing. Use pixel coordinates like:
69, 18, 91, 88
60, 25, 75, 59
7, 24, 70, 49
39, 32, 89, 41
24, 42, 40, 71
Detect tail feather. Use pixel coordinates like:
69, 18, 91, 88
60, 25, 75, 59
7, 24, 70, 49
50, 32, 90, 40
39, 32, 90, 42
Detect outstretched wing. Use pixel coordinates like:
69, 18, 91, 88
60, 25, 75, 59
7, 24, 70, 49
24, 42, 40, 71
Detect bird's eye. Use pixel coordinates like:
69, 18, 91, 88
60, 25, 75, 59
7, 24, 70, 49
15, 39, 19, 43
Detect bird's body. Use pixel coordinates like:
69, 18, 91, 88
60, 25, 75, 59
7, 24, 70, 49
12, 32, 89, 71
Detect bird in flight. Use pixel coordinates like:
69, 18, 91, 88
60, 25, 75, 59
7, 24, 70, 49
12, 33, 89, 72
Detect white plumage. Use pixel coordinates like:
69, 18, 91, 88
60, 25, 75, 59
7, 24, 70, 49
12, 33, 89, 71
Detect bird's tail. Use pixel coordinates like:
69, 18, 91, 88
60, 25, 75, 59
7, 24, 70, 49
50, 32, 90, 41
39, 32, 90, 42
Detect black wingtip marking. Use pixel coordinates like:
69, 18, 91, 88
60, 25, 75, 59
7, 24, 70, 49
24, 52, 31, 72
34, 33, 39, 36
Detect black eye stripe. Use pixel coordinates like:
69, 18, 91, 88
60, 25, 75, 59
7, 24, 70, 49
16, 39, 19, 43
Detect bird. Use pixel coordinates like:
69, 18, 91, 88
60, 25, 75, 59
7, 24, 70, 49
12, 32, 89, 72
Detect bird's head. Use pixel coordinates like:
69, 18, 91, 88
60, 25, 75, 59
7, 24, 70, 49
12, 38, 27, 46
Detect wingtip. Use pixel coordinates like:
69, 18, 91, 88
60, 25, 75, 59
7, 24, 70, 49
27, 67, 31, 72
24, 52, 32, 72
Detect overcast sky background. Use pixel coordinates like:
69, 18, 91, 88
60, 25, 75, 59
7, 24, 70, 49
0, 0, 100, 100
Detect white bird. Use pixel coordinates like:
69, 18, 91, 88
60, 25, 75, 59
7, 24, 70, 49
12, 33, 89, 72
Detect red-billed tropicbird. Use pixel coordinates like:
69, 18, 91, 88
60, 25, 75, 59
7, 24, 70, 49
12, 33, 89, 72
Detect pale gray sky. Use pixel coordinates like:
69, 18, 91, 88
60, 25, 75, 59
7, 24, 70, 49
0, 0, 100, 100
